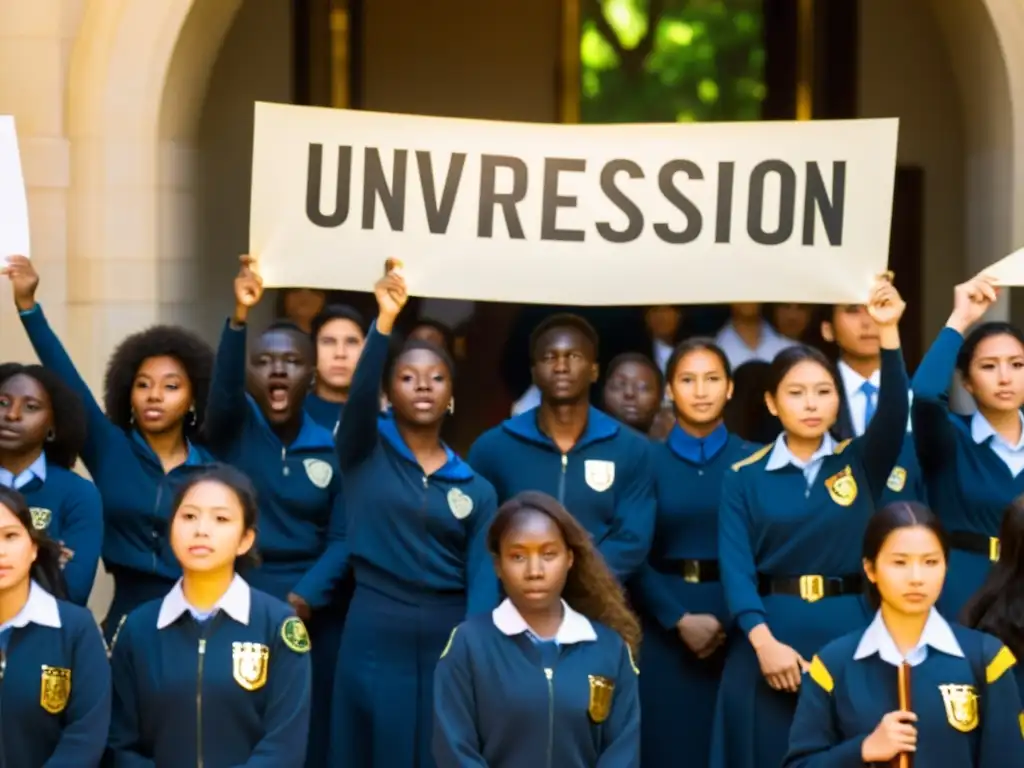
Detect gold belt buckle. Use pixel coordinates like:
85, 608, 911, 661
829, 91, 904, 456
799, 575, 825, 603
682, 560, 700, 584
989, 537, 1001, 563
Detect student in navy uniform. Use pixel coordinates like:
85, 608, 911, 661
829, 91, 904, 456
712, 277, 910, 768
963, 494, 1024, 692
204, 256, 346, 768
820, 302, 924, 504
631, 339, 756, 767
600, 353, 663, 435
469, 314, 656, 581
331, 264, 499, 768
0, 363, 102, 605
3, 254, 214, 640
433, 491, 640, 767
911, 273, 1024, 619
785, 501, 1023, 767
107, 465, 312, 768
306, 303, 367, 431
0, 486, 110, 768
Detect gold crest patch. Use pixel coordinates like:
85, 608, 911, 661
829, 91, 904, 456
303, 458, 333, 489
281, 617, 311, 654
886, 467, 907, 493
939, 684, 979, 733
588, 675, 615, 723
232, 642, 270, 691
30, 507, 52, 530
447, 488, 474, 520
40, 666, 71, 714
824, 466, 858, 507
584, 460, 615, 492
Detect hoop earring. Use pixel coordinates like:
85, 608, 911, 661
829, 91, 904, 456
129, 411, 136, 427
187, 404, 197, 427
447, 397, 455, 415
45, 429, 55, 443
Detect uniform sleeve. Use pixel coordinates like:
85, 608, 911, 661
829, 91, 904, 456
335, 322, 388, 469
43, 617, 112, 768
782, 655, 867, 768
977, 641, 1024, 766
57, 481, 104, 606
291, 479, 349, 609
203, 319, 251, 452
595, 643, 641, 767
240, 617, 314, 768
631, 564, 687, 631
597, 439, 656, 581
466, 433, 501, 499
19, 304, 121, 474
718, 470, 766, 635
432, 626, 488, 768
856, 347, 910, 500
909, 328, 962, 475
106, 620, 158, 768
465, 484, 500, 616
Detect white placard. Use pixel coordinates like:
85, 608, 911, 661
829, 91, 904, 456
0, 116, 30, 259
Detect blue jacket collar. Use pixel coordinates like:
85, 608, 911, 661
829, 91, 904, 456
502, 406, 620, 451
378, 415, 473, 481
247, 394, 335, 452
667, 423, 728, 465
131, 429, 210, 468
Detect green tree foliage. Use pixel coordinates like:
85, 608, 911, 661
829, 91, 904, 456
580, 0, 766, 124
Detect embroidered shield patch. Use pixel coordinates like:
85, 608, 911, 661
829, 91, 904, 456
303, 458, 333, 489
588, 674, 614, 723
939, 684, 979, 732
824, 466, 858, 507
232, 641, 270, 691
40, 666, 71, 714
447, 488, 474, 520
281, 617, 311, 653
30, 507, 52, 530
584, 460, 615, 492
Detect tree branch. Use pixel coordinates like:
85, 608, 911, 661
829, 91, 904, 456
586, 0, 666, 77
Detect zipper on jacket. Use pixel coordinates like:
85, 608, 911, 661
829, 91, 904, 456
196, 637, 208, 768
557, 454, 567, 504
544, 666, 555, 768
281, 447, 290, 476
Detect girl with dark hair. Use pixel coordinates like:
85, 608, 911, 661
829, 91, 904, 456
307, 303, 367, 430
204, 255, 346, 768
963, 493, 1024, 690
0, 363, 102, 605
785, 502, 1023, 766
711, 277, 910, 768
632, 338, 756, 768
433, 491, 640, 767
3, 254, 215, 638
601, 352, 663, 434
0, 486, 110, 767
911, 273, 1024, 617
107, 464, 313, 768
331, 263, 499, 768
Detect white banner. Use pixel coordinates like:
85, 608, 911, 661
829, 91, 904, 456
250, 102, 899, 305
983, 248, 1024, 285
0, 116, 30, 259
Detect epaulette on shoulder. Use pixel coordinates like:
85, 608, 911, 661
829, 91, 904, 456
833, 438, 853, 455
731, 444, 772, 472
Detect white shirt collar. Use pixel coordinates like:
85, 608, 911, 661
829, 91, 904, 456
0, 580, 61, 631
492, 598, 598, 645
837, 360, 880, 395
970, 410, 1024, 449
765, 432, 836, 471
0, 453, 47, 491
854, 608, 963, 667
156, 574, 251, 629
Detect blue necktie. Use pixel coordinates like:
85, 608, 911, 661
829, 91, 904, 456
861, 380, 878, 429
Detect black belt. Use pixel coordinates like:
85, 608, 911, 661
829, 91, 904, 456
949, 531, 1001, 562
758, 574, 862, 603
655, 559, 720, 583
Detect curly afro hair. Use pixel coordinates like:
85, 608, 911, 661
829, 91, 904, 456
0, 363, 87, 470
103, 326, 214, 438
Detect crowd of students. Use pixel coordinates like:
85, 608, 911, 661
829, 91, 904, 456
0, 251, 1022, 767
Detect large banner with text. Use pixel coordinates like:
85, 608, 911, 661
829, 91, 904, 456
250, 102, 899, 305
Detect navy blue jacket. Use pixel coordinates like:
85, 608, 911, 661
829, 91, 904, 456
20, 304, 212, 594
107, 584, 312, 768
303, 392, 343, 433
0, 586, 111, 768
633, 426, 755, 629
468, 407, 655, 581
785, 625, 1023, 767
14, 462, 103, 606
205, 321, 348, 608
336, 323, 499, 614
433, 608, 640, 767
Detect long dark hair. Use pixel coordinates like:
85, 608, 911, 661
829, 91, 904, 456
0, 486, 66, 599
486, 491, 641, 655
862, 501, 948, 611
962, 495, 1024, 659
